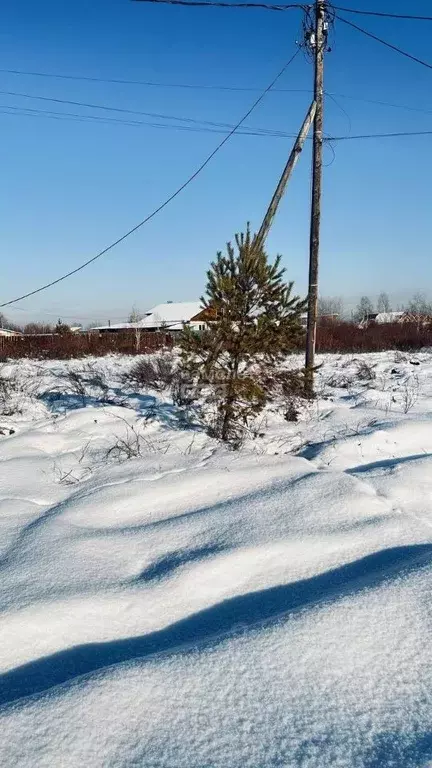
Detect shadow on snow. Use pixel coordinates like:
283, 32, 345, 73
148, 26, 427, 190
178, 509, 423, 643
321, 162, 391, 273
1, 543, 431, 708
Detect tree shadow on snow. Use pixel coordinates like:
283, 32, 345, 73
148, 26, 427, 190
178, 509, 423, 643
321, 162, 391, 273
135, 544, 225, 583
362, 730, 432, 768
1, 544, 431, 708
40, 388, 201, 431
347, 452, 432, 475
297, 419, 395, 462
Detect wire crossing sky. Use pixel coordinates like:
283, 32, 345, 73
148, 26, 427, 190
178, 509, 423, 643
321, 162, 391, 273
1, 0, 431, 321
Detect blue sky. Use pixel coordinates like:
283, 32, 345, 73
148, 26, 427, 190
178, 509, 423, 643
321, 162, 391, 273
1, 0, 431, 324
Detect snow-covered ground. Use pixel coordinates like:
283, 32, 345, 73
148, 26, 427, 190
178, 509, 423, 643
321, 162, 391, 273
0, 351, 431, 768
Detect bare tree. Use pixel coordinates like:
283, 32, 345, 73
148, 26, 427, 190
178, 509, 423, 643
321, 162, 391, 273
128, 306, 144, 323
23, 322, 54, 335
318, 296, 344, 320
407, 293, 432, 316
0, 313, 22, 333
354, 296, 374, 323
377, 292, 391, 314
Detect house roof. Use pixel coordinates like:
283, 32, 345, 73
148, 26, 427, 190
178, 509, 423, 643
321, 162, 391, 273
137, 302, 203, 328
91, 302, 203, 332
375, 311, 404, 324
0, 328, 22, 337
91, 322, 135, 331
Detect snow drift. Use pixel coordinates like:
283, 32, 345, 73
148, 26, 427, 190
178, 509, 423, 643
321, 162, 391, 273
0, 352, 431, 767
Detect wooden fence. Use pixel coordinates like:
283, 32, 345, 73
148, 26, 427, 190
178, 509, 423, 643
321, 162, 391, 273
316, 321, 432, 353
0, 331, 173, 360
2, 322, 432, 360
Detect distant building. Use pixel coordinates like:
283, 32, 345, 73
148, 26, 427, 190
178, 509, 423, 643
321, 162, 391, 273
92, 302, 208, 334
360, 311, 432, 328
374, 312, 405, 324
0, 328, 22, 338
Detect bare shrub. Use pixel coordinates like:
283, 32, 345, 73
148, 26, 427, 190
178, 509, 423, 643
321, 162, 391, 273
394, 351, 408, 364
401, 375, 419, 414
0, 331, 172, 360
124, 354, 176, 392
53, 442, 93, 485
170, 370, 198, 408
316, 321, 432, 354
0, 374, 20, 415
325, 373, 352, 389
42, 364, 122, 409
277, 369, 308, 422
0, 368, 37, 415
354, 360, 376, 382
105, 417, 157, 462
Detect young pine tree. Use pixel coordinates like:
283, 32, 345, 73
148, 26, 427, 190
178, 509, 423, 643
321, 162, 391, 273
180, 227, 306, 444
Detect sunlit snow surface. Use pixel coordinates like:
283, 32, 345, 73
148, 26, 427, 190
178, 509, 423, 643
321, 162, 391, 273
0, 352, 431, 767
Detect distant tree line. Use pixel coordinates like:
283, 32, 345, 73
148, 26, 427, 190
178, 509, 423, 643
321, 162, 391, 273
317, 292, 432, 324
0, 314, 76, 335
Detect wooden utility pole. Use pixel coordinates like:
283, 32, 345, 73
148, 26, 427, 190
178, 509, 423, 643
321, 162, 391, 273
254, 101, 317, 250
305, 0, 327, 394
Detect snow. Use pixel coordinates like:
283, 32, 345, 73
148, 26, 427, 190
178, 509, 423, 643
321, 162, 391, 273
0, 351, 432, 767
137, 301, 203, 327
92, 302, 203, 331
375, 311, 405, 324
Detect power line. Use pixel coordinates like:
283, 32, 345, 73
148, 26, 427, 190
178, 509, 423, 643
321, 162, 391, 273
3, 103, 432, 144
0, 49, 300, 309
326, 130, 432, 141
0, 66, 308, 92
133, 0, 432, 18
131, 0, 304, 9
0, 103, 305, 138
330, 93, 432, 117
333, 6, 432, 21
2, 67, 431, 117
336, 14, 432, 71
0, 87, 263, 128
0, 102, 299, 137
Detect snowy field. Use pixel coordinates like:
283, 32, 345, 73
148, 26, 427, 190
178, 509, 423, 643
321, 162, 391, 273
0, 351, 431, 768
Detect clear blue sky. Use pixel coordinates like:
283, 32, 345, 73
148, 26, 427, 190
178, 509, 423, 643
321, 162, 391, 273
1, 0, 431, 324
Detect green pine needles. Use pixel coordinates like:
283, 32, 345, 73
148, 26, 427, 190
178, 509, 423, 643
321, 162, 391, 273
180, 226, 306, 445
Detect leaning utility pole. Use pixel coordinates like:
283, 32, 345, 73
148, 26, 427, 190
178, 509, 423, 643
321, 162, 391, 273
305, 0, 327, 395
254, 101, 316, 251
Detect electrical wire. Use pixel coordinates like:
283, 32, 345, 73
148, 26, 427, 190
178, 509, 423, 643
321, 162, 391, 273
0, 102, 303, 137
2, 67, 432, 117
333, 6, 432, 22
132, 0, 432, 19
330, 93, 432, 117
0, 66, 310, 92
131, 0, 305, 9
326, 130, 432, 141
0, 103, 306, 139
325, 91, 352, 134
336, 15, 432, 71
3, 104, 432, 143
0, 49, 300, 308
0, 88, 266, 129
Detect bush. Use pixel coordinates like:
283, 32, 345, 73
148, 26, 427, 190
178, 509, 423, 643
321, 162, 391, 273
41, 364, 121, 409
124, 354, 176, 392
0, 368, 34, 415
316, 321, 432, 354
0, 331, 172, 360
